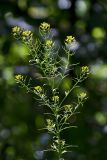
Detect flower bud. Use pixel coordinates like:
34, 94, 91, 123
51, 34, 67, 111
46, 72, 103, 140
52, 96, 59, 103
34, 86, 42, 94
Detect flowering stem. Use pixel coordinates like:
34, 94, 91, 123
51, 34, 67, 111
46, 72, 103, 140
12, 23, 89, 160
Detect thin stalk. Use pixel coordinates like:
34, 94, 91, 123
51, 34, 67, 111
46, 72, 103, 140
51, 76, 62, 159
55, 112, 62, 160
59, 79, 80, 107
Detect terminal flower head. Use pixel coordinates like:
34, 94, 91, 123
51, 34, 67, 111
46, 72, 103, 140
40, 22, 50, 30
45, 40, 53, 48
22, 30, 32, 37
81, 66, 89, 74
46, 119, 55, 132
22, 30, 33, 40
65, 35, 79, 51
65, 36, 75, 44
79, 92, 87, 100
34, 86, 42, 94
15, 74, 23, 82
52, 95, 59, 103
12, 26, 21, 36
12, 26, 21, 33
64, 104, 73, 112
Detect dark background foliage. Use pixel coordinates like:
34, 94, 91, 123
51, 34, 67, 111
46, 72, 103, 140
0, 0, 107, 159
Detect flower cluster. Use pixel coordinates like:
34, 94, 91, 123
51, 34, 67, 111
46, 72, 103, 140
52, 95, 59, 103
64, 104, 73, 113
81, 66, 89, 74
40, 22, 50, 31
15, 74, 23, 83
12, 26, 21, 33
22, 30, 33, 40
65, 36, 75, 44
34, 86, 42, 94
78, 92, 87, 101
12, 26, 21, 36
45, 40, 53, 49
65, 35, 79, 51
12, 26, 33, 41
39, 22, 51, 37
33, 86, 45, 99
46, 119, 55, 132
51, 139, 66, 155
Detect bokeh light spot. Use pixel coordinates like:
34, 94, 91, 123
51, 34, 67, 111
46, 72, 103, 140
92, 27, 106, 39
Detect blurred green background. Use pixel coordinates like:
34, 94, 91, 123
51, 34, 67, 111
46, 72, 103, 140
0, 0, 107, 159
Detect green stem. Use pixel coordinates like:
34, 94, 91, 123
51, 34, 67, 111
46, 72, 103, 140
59, 80, 80, 107
56, 114, 62, 160
52, 77, 62, 159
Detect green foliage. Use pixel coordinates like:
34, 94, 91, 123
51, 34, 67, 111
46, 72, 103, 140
12, 22, 89, 160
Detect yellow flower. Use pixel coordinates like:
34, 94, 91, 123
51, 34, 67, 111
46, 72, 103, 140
65, 35, 75, 44
79, 92, 87, 100
15, 75, 23, 82
12, 26, 21, 36
52, 95, 59, 103
22, 30, 33, 40
45, 40, 53, 48
81, 66, 89, 74
46, 119, 55, 131
64, 104, 72, 112
34, 86, 42, 93
40, 22, 50, 30
22, 30, 32, 37
12, 26, 21, 33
